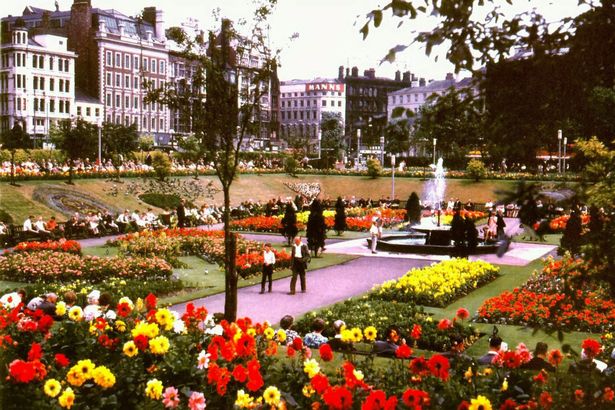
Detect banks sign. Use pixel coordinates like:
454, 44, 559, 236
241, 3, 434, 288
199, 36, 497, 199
305, 83, 345, 93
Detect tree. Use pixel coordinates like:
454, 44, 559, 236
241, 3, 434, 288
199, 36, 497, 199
284, 156, 298, 177
146, 5, 278, 321
138, 135, 155, 152
176, 135, 204, 179
384, 118, 411, 155
53, 118, 97, 184
151, 151, 172, 182
0, 124, 31, 186
102, 122, 139, 181
320, 112, 345, 167
366, 157, 382, 179
559, 211, 583, 256
466, 159, 487, 182
306, 199, 326, 257
405, 192, 421, 224
281, 203, 298, 246
333, 197, 347, 235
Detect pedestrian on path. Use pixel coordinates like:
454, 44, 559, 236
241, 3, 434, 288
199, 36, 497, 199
260, 243, 275, 294
289, 236, 310, 295
370, 212, 383, 254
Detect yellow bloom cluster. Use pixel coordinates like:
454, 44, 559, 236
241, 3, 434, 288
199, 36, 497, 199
123, 341, 138, 357
263, 386, 281, 406
303, 359, 320, 378
149, 335, 171, 355
264, 327, 275, 340
276, 329, 287, 343
44, 378, 62, 398
68, 306, 83, 321
92, 366, 116, 389
375, 259, 499, 306
363, 326, 377, 341
145, 378, 163, 400
154, 308, 174, 331
236, 389, 262, 408
341, 327, 364, 343
131, 322, 160, 339
58, 387, 75, 409
66, 360, 116, 390
55, 301, 67, 317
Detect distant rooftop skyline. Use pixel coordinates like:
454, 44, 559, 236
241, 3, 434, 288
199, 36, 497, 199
4, 0, 589, 81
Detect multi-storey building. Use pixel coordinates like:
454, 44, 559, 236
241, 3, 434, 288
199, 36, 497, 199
0, 25, 76, 137
279, 78, 345, 152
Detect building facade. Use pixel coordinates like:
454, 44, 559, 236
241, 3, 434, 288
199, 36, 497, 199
0, 27, 76, 137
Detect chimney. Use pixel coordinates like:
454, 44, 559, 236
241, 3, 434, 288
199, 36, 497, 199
402, 71, 410, 83
351, 66, 358, 77
419, 78, 426, 87
155, 9, 165, 41
366, 68, 376, 79
411, 80, 418, 88
146, 29, 153, 42
118, 22, 125, 37
363, 69, 369, 77
395, 70, 401, 81
338, 65, 344, 80
445, 72, 454, 81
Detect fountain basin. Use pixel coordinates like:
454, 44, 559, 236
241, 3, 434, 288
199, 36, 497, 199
368, 234, 499, 255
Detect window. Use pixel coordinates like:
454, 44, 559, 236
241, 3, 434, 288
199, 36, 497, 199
50, 78, 54, 91
32, 55, 37, 68
116, 74, 121, 87
124, 54, 130, 69
159, 60, 165, 74
33, 76, 38, 90
34, 98, 39, 111
281, 101, 285, 108
150, 59, 156, 73
106, 52, 112, 66
40, 77, 45, 90
77, 106, 82, 116
65, 80, 70, 92
106, 94, 111, 106
281, 111, 285, 120
134, 56, 139, 70
125, 96, 129, 108
59, 100, 63, 113
115, 52, 121, 67
86, 107, 91, 116
125, 75, 130, 89
115, 94, 120, 107
134, 97, 138, 109
65, 59, 69, 72
106, 73, 111, 85
125, 116, 129, 126
17, 75, 21, 88
160, 119, 163, 129
116, 116, 120, 124
338, 101, 342, 107
95, 108, 100, 117
59, 79, 64, 91
65, 101, 70, 113
143, 58, 148, 72
322, 100, 326, 106
49, 57, 54, 70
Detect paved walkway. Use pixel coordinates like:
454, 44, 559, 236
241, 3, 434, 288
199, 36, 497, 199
171, 256, 432, 324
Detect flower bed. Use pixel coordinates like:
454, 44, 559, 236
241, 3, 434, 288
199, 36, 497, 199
477, 257, 615, 333
536, 214, 591, 233
10, 240, 81, 255
295, 297, 480, 352
1, 294, 612, 410
0, 251, 172, 283
111, 228, 291, 279
371, 259, 500, 307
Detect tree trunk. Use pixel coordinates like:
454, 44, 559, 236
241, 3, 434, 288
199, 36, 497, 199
9, 151, 15, 186
68, 159, 74, 185
223, 185, 238, 321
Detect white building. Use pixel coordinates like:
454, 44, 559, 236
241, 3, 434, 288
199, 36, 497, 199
75, 90, 103, 125
279, 78, 345, 151
0, 27, 76, 138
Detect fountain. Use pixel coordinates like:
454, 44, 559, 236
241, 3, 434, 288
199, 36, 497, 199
368, 158, 499, 255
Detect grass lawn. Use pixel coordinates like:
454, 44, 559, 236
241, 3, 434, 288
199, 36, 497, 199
1, 176, 523, 223
512, 233, 562, 246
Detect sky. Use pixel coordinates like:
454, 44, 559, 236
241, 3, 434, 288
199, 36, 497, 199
7, 0, 589, 81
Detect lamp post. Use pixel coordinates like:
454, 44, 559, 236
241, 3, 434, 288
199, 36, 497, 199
432, 138, 437, 164
380, 135, 385, 165
557, 129, 562, 173
97, 119, 102, 166
356, 128, 361, 169
391, 154, 396, 199
563, 137, 567, 175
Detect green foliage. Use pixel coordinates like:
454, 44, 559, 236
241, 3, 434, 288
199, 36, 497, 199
151, 151, 172, 181
366, 157, 382, 178
138, 193, 182, 209
384, 119, 411, 155
320, 112, 345, 166
53, 118, 98, 183
284, 156, 298, 176
102, 122, 139, 178
0, 124, 31, 185
0, 209, 13, 223
176, 135, 204, 178
138, 135, 155, 151
334, 196, 347, 234
405, 192, 421, 223
466, 159, 487, 182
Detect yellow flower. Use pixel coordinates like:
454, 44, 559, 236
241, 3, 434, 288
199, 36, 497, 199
66, 368, 86, 387
464, 367, 474, 382
135, 298, 144, 312
145, 379, 163, 400
363, 326, 377, 341
340, 329, 354, 343
276, 329, 287, 343
132, 322, 159, 339
350, 327, 363, 343
235, 389, 254, 408
469, 395, 492, 410
72, 359, 95, 380
247, 328, 256, 337
68, 306, 83, 321
303, 359, 320, 379
92, 366, 116, 389
501, 378, 508, 392
124, 340, 141, 357
115, 320, 126, 332
149, 335, 170, 355
482, 368, 493, 376
302, 384, 315, 397
55, 301, 67, 316
58, 387, 75, 409
44, 378, 62, 398
353, 369, 364, 381
263, 386, 281, 406
264, 327, 275, 340
154, 308, 174, 331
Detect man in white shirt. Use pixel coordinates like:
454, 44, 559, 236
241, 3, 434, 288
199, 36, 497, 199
23, 216, 38, 233
369, 212, 383, 254
34, 216, 51, 237
260, 243, 276, 294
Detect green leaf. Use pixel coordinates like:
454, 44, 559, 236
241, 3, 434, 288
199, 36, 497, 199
392, 106, 406, 118
372, 10, 383, 28
360, 22, 370, 40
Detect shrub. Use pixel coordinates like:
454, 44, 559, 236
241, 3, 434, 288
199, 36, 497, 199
406, 192, 422, 224
366, 158, 382, 178
0, 209, 13, 224
151, 151, 171, 181
138, 193, 182, 209
466, 159, 487, 182
284, 156, 298, 176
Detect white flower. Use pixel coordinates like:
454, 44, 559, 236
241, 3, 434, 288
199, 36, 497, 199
197, 350, 211, 370
0, 292, 22, 309
173, 319, 186, 334
205, 324, 224, 336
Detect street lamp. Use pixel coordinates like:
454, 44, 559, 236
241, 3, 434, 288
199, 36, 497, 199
563, 136, 567, 175
557, 129, 562, 173
97, 118, 103, 166
432, 138, 437, 165
356, 128, 361, 169
380, 135, 385, 165
391, 154, 396, 199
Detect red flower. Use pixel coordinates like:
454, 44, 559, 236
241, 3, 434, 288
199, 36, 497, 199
55, 353, 70, 368
144, 293, 157, 310
286, 346, 296, 358
427, 354, 450, 381
402, 388, 430, 409
27, 343, 43, 361
8, 360, 36, 383
134, 335, 148, 351
323, 386, 353, 410
581, 338, 601, 358
533, 369, 548, 384
547, 349, 563, 367
395, 344, 413, 359
292, 337, 303, 351
236, 334, 256, 358
437, 318, 452, 330
575, 389, 585, 402
232, 364, 248, 383
603, 387, 614, 402
410, 324, 422, 340
361, 390, 397, 410
539, 392, 553, 409
116, 302, 132, 317
319, 343, 334, 362
31, 360, 47, 381
456, 308, 470, 320
457, 400, 470, 410
409, 357, 429, 375
497, 351, 522, 369
311, 373, 330, 394
38, 315, 54, 333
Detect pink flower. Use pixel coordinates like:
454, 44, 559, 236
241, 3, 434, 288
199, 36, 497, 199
188, 391, 206, 410
162, 386, 180, 408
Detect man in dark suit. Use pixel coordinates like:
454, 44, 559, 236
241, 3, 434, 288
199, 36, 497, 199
522, 342, 556, 372
289, 236, 310, 294
176, 199, 186, 228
